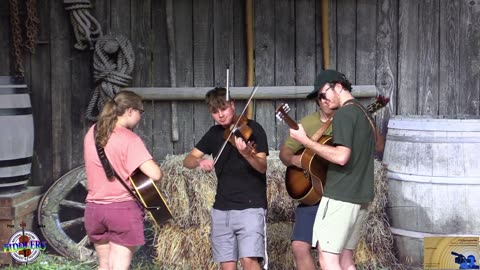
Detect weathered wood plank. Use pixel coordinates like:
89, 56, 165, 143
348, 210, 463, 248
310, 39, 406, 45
356, 0, 377, 85
459, 0, 480, 115
295, 0, 317, 123
30, 0, 52, 188
398, 0, 419, 115
418, 0, 439, 115
193, 0, 214, 145
375, 0, 398, 135
314, 0, 323, 71
127, 85, 377, 100
214, 0, 233, 87
110, 0, 131, 36
232, 0, 246, 86
131, 0, 151, 87
51, 0, 73, 180
131, 0, 153, 151
136, 100, 154, 153
274, 0, 296, 149
327, 0, 337, 69
193, 0, 213, 87
152, 101, 173, 160
439, 0, 460, 116
0, 1, 11, 75
254, 0, 276, 151
151, 0, 173, 159
70, 50, 93, 169
336, 0, 356, 81
173, 0, 194, 154
152, 0, 170, 87
92, 0, 109, 32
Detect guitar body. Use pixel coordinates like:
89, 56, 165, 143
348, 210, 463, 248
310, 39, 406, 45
129, 171, 173, 227
285, 135, 332, 205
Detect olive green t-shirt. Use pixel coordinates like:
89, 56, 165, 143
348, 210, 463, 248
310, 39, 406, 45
323, 99, 375, 204
284, 111, 333, 153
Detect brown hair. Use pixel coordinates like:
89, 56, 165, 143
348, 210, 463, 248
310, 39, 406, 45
205, 87, 231, 112
95, 90, 143, 146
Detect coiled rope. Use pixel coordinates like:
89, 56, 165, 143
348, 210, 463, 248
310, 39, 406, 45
63, 0, 102, 50
86, 34, 135, 121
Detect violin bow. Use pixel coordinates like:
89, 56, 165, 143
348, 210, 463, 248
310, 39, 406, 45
213, 84, 260, 165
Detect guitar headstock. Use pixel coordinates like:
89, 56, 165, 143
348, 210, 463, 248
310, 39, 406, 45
367, 95, 390, 115
275, 103, 299, 130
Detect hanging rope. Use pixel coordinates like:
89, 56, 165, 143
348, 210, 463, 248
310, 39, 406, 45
8, 0, 39, 76
25, 0, 39, 54
63, 0, 102, 50
86, 34, 135, 121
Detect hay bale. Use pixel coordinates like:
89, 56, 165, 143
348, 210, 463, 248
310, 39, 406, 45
158, 154, 216, 228
266, 153, 296, 222
355, 160, 405, 270
266, 222, 295, 270
154, 223, 216, 270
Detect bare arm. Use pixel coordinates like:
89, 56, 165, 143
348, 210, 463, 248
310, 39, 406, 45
279, 145, 301, 168
138, 159, 163, 181
290, 124, 351, 166
183, 147, 214, 172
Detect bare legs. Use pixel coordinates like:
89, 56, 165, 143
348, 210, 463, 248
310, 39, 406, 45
292, 240, 316, 270
94, 241, 136, 270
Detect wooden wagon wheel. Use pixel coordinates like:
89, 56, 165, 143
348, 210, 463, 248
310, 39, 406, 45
38, 165, 96, 261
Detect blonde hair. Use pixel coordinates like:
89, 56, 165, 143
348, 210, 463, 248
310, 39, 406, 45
95, 90, 142, 146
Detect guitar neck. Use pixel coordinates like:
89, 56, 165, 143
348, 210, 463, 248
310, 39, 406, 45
283, 115, 299, 130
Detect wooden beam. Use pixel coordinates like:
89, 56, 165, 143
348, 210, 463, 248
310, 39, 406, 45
125, 85, 377, 100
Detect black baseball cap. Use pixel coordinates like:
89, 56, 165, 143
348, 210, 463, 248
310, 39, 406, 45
307, 69, 347, 99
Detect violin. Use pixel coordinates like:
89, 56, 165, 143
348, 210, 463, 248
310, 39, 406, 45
223, 115, 257, 154
213, 85, 260, 165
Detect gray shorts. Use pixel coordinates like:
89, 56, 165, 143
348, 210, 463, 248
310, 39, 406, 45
210, 208, 267, 264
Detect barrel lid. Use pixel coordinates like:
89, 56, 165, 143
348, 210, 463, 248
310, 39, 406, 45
0, 76, 25, 85
388, 115, 480, 131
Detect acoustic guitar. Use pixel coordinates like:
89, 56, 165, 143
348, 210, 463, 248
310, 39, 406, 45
275, 95, 390, 205
129, 171, 173, 227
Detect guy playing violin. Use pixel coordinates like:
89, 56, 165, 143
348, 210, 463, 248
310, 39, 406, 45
183, 87, 269, 270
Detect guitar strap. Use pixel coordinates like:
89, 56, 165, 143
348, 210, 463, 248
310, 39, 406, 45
311, 117, 332, 142
93, 126, 146, 210
343, 99, 377, 142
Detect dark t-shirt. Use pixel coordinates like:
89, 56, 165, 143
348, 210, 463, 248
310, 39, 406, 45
323, 99, 375, 204
195, 119, 269, 210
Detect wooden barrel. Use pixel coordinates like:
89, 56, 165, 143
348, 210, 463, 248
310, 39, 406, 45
383, 115, 480, 267
0, 76, 33, 194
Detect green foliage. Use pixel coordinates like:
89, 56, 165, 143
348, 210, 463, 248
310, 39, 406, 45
1, 253, 160, 270
2, 254, 95, 270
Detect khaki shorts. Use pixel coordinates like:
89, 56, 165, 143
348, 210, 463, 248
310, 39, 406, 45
311, 197, 367, 253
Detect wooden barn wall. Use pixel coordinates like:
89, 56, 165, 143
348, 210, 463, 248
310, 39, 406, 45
0, 0, 479, 189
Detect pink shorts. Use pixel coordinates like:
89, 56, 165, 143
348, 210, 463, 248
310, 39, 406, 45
85, 201, 145, 246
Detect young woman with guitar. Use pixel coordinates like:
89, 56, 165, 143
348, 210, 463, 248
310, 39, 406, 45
183, 87, 269, 270
83, 90, 163, 270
